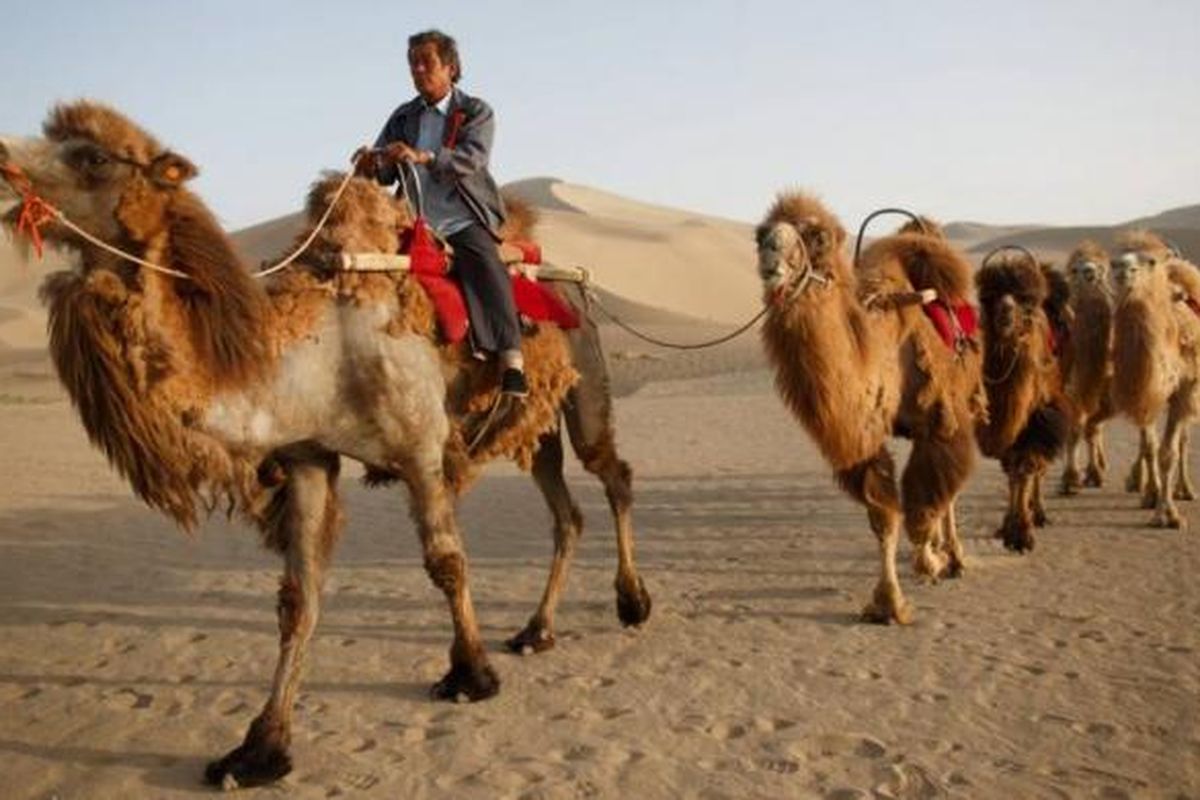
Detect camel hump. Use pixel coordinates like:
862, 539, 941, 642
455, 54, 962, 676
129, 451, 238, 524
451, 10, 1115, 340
860, 234, 973, 303
1167, 257, 1200, 307
498, 192, 540, 243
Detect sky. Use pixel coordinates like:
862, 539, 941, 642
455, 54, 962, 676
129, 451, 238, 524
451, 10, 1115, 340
1, 0, 1197, 231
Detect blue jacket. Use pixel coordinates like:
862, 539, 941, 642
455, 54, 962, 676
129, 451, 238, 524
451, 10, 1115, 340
373, 87, 507, 238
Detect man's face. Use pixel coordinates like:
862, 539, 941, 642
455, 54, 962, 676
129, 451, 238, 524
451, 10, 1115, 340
409, 42, 454, 103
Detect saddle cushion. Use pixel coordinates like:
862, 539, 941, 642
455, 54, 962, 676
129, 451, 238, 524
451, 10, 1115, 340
923, 300, 978, 349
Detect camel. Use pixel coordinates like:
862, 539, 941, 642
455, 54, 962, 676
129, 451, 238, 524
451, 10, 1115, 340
1058, 241, 1116, 495
756, 193, 983, 625
1110, 230, 1200, 528
974, 248, 1071, 552
0, 101, 650, 789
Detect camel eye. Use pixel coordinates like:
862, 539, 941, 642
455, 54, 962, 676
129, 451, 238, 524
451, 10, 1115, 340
69, 144, 114, 173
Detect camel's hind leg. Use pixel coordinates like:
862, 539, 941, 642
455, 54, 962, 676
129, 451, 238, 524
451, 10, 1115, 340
1031, 467, 1050, 527
1155, 391, 1195, 528
1060, 425, 1083, 495
206, 446, 342, 789
507, 427, 582, 654
403, 449, 499, 702
1083, 417, 1107, 487
1174, 424, 1196, 501
839, 449, 911, 624
938, 499, 966, 578
904, 433, 973, 583
562, 351, 651, 628
1139, 426, 1163, 510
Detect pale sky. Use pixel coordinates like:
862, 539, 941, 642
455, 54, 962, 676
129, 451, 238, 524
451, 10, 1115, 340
1, 0, 1196, 231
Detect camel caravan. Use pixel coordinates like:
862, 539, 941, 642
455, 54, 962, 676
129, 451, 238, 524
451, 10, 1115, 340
1, 101, 1198, 786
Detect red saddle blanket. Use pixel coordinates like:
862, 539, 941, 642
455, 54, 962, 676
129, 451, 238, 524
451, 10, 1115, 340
922, 300, 979, 350
403, 219, 579, 344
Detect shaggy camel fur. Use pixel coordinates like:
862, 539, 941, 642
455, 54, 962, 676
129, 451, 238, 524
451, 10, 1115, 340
295, 173, 651, 651
0, 101, 650, 789
757, 194, 982, 625
1111, 230, 1200, 528
1058, 241, 1116, 495
975, 250, 1071, 552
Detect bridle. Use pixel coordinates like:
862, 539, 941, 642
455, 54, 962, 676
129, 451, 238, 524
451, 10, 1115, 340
765, 224, 829, 306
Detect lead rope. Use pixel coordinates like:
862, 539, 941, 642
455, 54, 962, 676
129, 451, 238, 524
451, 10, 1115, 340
1, 154, 367, 281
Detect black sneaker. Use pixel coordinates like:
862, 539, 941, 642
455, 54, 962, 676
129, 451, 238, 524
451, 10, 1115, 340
500, 367, 529, 398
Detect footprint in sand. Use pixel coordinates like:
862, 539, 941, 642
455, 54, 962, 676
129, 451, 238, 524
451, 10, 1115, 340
104, 687, 153, 710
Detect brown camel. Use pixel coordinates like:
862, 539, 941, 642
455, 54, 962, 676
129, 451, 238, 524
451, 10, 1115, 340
757, 193, 982, 625
974, 248, 1072, 552
0, 101, 650, 789
1111, 230, 1200, 527
1058, 241, 1116, 495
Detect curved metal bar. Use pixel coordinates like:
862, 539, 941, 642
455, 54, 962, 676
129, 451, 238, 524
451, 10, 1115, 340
981, 243, 1039, 271
853, 207, 926, 268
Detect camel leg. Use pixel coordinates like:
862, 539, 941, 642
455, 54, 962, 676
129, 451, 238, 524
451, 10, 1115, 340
507, 428, 582, 654
1031, 468, 1050, 527
939, 499, 966, 578
906, 434, 972, 582
1060, 425, 1082, 495
206, 449, 342, 789
1125, 431, 1147, 495
1083, 417, 1106, 488
998, 464, 1036, 553
563, 382, 651, 628
840, 450, 911, 624
403, 450, 499, 702
1175, 424, 1196, 501
1140, 426, 1163, 510
1155, 403, 1189, 528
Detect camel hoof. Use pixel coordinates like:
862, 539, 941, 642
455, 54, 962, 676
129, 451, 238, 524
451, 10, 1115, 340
1083, 467, 1104, 488
1141, 492, 1158, 510
431, 661, 500, 703
1175, 486, 1196, 501
1001, 525, 1035, 554
1152, 511, 1184, 530
943, 559, 965, 579
1125, 474, 1141, 494
616, 576, 652, 627
506, 623, 556, 655
1032, 510, 1050, 528
1059, 470, 1081, 496
204, 742, 292, 790
860, 599, 913, 626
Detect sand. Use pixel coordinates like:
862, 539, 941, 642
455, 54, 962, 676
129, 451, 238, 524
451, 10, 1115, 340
0, 186, 1198, 799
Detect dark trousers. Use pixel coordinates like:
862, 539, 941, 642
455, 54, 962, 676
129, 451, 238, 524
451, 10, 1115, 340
448, 223, 522, 356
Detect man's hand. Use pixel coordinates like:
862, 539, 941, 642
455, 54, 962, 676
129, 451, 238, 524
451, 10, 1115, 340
383, 142, 434, 165
351, 146, 378, 176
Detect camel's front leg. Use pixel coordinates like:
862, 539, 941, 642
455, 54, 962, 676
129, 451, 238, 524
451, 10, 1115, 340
1174, 424, 1196, 501
404, 451, 499, 701
206, 451, 342, 789
508, 428, 582, 654
1125, 429, 1149, 495
842, 451, 911, 624
998, 467, 1036, 553
1154, 409, 1188, 529
939, 499, 966, 578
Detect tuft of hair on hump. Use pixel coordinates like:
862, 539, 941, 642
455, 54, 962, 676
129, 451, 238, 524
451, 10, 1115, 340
976, 255, 1048, 309
1115, 228, 1170, 256
1068, 239, 1108, 268
302, 171, 409, 256
1167, 257, 1200, 305
44, 100, 164, 166
498, 192, 539, 242
761, 192, 846, 246
896, 214, 946, 240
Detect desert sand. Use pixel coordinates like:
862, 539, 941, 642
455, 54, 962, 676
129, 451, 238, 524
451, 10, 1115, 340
0, 181, 1197, 799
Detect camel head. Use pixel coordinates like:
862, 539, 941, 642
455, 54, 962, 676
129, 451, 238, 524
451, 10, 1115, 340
302, 172, 411, 257
0, 100, 200, 261
977, 251, 1048, 343
755, 192, 848, 298
1111, 229, 1173, 297
1065, 240, 1110, 296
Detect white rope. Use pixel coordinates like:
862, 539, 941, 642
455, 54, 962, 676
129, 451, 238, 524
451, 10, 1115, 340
36, 159, 364, 282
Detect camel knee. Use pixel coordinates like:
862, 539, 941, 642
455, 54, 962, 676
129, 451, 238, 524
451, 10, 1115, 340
425, 551, 466, 595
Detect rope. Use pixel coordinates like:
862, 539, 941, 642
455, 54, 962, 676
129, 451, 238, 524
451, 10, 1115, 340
584, 287, 768, 350
0, 155, 366, 281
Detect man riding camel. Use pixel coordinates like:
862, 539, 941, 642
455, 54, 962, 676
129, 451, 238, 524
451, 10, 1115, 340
356, 29, 527, 397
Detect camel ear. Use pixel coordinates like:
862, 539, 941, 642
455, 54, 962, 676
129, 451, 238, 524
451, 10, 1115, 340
149, 151, 198, 188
